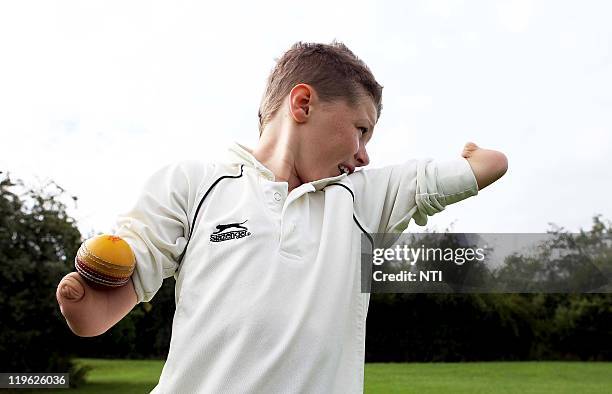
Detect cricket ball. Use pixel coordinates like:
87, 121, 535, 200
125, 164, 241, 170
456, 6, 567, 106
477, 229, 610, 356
74, 234, 135, 287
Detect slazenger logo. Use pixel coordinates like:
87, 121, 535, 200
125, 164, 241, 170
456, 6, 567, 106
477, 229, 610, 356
210, 220, 251, 242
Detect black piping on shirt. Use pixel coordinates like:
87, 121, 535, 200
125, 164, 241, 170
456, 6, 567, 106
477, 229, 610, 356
177, 169, 374, 264
322, 182, 374, 251
178, 164, 245, 265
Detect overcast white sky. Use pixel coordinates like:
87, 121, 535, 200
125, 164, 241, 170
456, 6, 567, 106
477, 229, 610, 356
1, 0, 611, 238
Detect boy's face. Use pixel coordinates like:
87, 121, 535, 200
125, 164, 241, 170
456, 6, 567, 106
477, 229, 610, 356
295, 90, 377, 183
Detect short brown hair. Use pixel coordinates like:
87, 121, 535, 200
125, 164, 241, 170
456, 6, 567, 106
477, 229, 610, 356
258, 41, 383, 135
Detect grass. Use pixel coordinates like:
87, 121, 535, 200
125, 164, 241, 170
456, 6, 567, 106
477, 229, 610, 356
16, 359, 162, 394
18, 359, 612, 393
364, 362, 612, 393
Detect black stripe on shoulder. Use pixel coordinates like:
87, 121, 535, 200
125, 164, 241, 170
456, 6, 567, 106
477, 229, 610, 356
323, 182, 355, 200
178, 164, 244, 264
322, 182, 374, 251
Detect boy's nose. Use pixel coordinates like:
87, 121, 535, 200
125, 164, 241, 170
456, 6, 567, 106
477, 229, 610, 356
355, 146, 370, 167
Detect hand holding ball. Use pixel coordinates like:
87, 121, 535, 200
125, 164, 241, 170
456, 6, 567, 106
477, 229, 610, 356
75, 234, 135, 287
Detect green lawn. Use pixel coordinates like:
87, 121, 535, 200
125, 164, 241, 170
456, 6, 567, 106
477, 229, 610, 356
21, 359, 612, 393
364, 362, 612, 393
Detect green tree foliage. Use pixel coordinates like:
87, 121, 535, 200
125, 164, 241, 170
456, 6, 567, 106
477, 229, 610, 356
366, 216, 612, 362
550, 294, 612, 360
495, 217, 612, 292
366, 293, 537, 361
0, 171, 89, 385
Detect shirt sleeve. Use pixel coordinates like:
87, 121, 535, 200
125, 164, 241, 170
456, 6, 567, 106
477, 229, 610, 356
112, 160, 209, 303
351, 158, 479, 234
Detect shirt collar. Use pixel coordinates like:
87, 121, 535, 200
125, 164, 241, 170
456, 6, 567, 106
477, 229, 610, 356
226, 142, 352, 191
226, 142, 276, 181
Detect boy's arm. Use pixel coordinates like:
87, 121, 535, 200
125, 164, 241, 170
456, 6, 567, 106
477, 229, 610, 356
351, 141, 507, 233
55, 160, 212, 336
461, 142, 508, 190
56, 272, 137, 337
114, 160, 209, 303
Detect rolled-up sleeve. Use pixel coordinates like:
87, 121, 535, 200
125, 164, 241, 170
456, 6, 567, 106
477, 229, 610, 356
113, 160, 208, 303
412, 158, 479, 226
352, 158, 478, 233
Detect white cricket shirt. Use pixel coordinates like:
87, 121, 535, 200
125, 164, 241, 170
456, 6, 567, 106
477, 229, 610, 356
113, 143, 478, 393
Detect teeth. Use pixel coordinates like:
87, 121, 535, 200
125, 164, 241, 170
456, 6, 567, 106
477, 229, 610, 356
338, 165, 349, 175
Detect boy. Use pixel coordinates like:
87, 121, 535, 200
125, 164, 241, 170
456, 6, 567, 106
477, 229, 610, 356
56, 41, 507, 393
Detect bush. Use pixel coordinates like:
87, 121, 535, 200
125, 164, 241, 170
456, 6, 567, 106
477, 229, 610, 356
0, 172, 89, 386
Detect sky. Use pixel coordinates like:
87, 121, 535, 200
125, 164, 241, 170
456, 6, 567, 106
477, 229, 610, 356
0, 0, 611, 238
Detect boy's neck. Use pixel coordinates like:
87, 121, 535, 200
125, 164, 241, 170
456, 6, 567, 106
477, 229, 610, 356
251, 124, 303, 192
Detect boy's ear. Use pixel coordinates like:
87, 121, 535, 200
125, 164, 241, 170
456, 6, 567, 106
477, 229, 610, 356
288, 84, 315, 123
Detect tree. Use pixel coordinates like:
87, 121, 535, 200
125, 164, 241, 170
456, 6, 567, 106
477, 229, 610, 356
0, 171, 89, 385
365, 216, 612, 361
495, 216, 612, 293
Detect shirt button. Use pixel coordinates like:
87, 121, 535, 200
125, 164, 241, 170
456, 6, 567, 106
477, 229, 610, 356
273, 192, 282, 201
